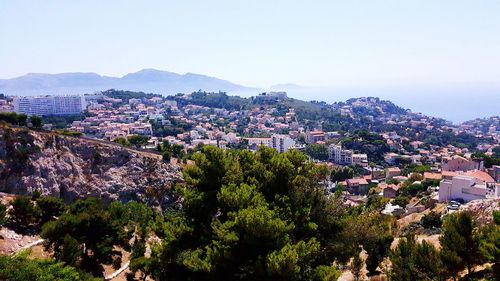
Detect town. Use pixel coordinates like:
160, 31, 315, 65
1, 90, 498, 216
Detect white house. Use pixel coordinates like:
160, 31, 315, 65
438, 175, 499, 202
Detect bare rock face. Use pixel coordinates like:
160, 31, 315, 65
0, 125, 182, 205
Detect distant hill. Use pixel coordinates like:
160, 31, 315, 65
0, 69, 258, 96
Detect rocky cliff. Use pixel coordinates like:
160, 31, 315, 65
0, 125, 182, 205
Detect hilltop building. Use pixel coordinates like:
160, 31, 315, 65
14, 95, 85, 116
441, 155, 482, 172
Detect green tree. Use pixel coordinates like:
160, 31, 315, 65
9, 196, 40, 228
390, 235, 442, 281
148, 146, 348, 280
162, 150, 172, 163
420, 212, 442, 229
30, 115, 43, 129
61, 234, 82, 266
127, 135, 149, 148
351, 253, 364, 281
305, 144, 329, 161
0, 252, 98, 281
330, 166, 354, 182
477, 219, 500, 280
440, 211, 482, 279
41, 198, 122, 269
113, 137, 128, 146
0, 202, 7, 226
36, 196, 67, 225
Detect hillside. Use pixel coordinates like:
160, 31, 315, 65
0, 125, 182, 205
0, 69, 257, 96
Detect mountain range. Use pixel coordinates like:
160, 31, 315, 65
1, 69, 499, 123
0, 69, 258, 96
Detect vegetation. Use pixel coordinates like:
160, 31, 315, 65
30, 115, 43, 129
113, 135, 150, 148
330, 166, 354, 182
172, 91, 252, 111
305, 143, 329, 161
0, 146, 497, 280
420, 212, 442, 229
0, 252, 98, 281
145, 146, 352, 280
102, 89, 161, 103
440, 212, 483, 278
42, 114, 85, 129
8, 196, 41, 228
390, 235, 442, 280
0, 112, 28, 126
55, 129, 83, 137
0, 202, 7, 226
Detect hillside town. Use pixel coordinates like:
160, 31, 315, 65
1, 91, 499, 211
0, 90, 499, 280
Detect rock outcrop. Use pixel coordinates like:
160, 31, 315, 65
0, 125, 182, 205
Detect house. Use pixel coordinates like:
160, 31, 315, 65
385, 167, 401, 179
424, 172, 442, 181
384, 152, 399, 165
346, 178, 370, 195
491, 165, 500, 182
306, 130, 326, 144
442, 155, 481, 172
381, 203, 405, 216
382, 184, 400, 198
438, 175, 499, 202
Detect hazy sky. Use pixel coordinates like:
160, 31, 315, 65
1, 0, 500, 88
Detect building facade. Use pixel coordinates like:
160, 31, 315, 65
438, 175, 499, 202
328, 144, 353, 165
271, 134, 296, 153
14, 95, 85, 116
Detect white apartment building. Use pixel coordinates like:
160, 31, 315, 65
352, 153, 369, 167
14, 95, 85, 116
328, 144, 353, 165
438, 175, 499, 202
245, 135, 295, 153
272, 134, 296, 153
246, 137, 272, 149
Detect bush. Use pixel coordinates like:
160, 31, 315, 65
0, 202, 7, 226
393, 196, 410, 207
421, 212, 442, 229
9, 196, 40, 227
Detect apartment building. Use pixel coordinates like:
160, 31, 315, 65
14, 95, 85, 116
271, 134, 296, 153
246, 137, 272, 150
352, 153, 368, 167
328, 144, 352, 165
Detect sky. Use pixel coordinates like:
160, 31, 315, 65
1, 0, 500, 89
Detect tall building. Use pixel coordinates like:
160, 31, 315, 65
245, 135, 295, 153
14, 95, 85, 116
272, 134, 296, 153
328, 144, 353, 165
